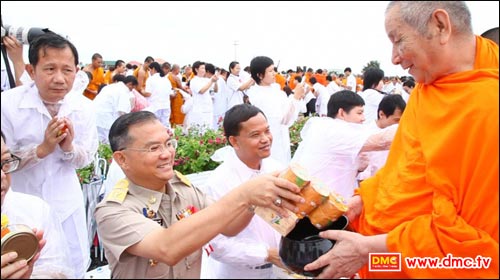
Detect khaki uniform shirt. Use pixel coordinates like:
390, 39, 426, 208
95, 171, 213, 279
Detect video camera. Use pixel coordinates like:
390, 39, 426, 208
1, 25, 54, 45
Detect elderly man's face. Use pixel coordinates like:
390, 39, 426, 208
385, 5, 442, 84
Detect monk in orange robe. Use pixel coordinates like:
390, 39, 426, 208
304, 2, 499, 278
168, 64, 187, 126
133, 56, 154, 96
274, 68, 286, 90
83, 53, 105, 100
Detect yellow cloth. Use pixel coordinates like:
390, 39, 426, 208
355, 35, 499, 278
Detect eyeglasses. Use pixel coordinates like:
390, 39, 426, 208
121, 139, 177, 154
1, 154, 21, 174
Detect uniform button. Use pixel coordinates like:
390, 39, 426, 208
149, 196, 157, 204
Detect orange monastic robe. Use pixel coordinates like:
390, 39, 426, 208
168, 73, 185, 126
103, 70, 112, 85
83, 67, 105, 100
288, 73, 297, 90
354, 36, 499, 278
275, 72, 286, 90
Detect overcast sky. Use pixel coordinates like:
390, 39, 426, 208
2, 1, 498, 76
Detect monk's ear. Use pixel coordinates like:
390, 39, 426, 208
431, 9, 452, 44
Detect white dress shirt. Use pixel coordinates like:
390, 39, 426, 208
291, 117, 371, 199
93, 81, 134, 130
202, 148, 285, 279
2, 190, 75, 278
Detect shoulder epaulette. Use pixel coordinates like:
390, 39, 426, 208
105, 178, 129, 204
174, 170, 192, 187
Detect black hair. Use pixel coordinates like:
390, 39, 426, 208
327, 90, 365, 118
250, 56, 273, 85
123, 75, 138, 86
112, 74, 126, 83
148, 62, 165, 77
108, 111, 158, 152
377, 94, 406, 119
28, 32, 79, 67
363, 68, 385, 91
223, 104, 266, 145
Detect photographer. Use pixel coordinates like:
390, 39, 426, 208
1, 35, 28, 89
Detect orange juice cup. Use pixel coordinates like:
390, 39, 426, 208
279, 163, 311, 189
308, 193, 348, 229
295, 179, 329, 219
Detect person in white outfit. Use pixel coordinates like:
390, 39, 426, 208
144, 62, 175, 128
0, 33, 98, 278
357, 94, 406, 181
246, 56, 305, 166
226, 61, 255, 109
93, 75, 136, 143
187, 61, 219, 134
1, 131, 75, 279
360, 67, 387, 124
211, 68, 229, 130
202, 104, 286, 279
343, 67, 357, 92
291, 90, 397, 200
310, 76, 330, 117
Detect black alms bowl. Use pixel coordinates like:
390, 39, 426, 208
279, 215, 348, 277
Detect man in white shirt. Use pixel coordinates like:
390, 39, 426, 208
93, 75, 137, 143
292, 90, 397, 200
357, 94, 406, 181
144, 62, 175, 128
310, 77, 330, 117
343, 67, 357, 92
0, 33, 98, 278
202, 104, 286, 278
1, 131, 74, 279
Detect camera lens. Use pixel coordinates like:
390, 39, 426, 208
2, 25, 50, 44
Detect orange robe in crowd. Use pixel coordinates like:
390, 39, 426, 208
275, 72, 286, 90
288, 73, 297, 90
103, 70, 112, 85
354, 35, 499, 278
133, 67, 150, 94
314, 73, 328, 86
83, 67, 105, 100
168, 73, 185, 126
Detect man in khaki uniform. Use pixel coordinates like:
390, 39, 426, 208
95, 111, 304, 279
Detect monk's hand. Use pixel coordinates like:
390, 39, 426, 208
303, 230, 368, 279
